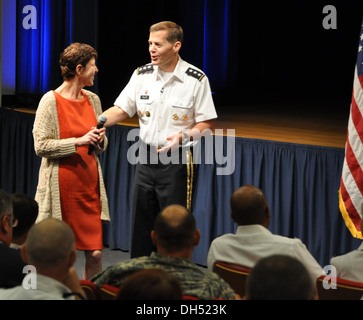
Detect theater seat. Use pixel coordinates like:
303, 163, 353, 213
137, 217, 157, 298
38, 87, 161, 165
99, 284, 119, 300
316, 275, 363, 300
79, 280, 99, 300
213, 261, 251, 297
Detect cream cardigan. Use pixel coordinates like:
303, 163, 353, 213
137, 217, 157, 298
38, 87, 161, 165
33, 90, 110, 223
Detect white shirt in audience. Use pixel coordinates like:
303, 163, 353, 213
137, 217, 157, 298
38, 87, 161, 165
207, 224, 324, 280
330, 243, 363, 283
0, 274, 74, 300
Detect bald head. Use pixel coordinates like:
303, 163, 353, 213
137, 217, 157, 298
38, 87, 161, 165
230, 186, 270, 226
24, 219, 75, 269
160, 205, 190, 227
154, 205, 197, 253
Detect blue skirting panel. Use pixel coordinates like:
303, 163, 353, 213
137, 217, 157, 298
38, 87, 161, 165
0, 107, 360, 267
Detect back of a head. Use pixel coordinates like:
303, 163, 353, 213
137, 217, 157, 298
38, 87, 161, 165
116, 268, 183, 300
154, 205, 196, 253
25, 219, 75, 268
230, 185, 269, 226
11, 193, 38, 239
246, 255, 316, 300
0, 189, 13, 218
0, 190, 13, 246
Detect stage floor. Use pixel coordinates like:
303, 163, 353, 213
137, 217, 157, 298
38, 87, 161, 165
12, 98, 350, 149
117, 100, 350, 149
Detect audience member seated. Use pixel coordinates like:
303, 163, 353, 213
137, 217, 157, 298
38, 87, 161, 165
207, 185, 323, 281
0, 218, 85, 300
0, 190, 26, 288
92, 205, 237, 300
116, 268, 183, 300
10, 193, 38, 249
245, 254, 317, 300
330, 209, 363, 283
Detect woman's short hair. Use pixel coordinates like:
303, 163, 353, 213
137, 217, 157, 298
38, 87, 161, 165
59, 43, 98, 80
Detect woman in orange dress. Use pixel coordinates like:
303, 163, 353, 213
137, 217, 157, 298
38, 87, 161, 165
33, 43, 110, 279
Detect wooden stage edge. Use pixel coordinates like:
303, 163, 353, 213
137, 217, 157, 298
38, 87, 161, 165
8, 104, 349, 149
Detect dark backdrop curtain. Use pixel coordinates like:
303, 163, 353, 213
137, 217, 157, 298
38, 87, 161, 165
97, 0, 363, 109
16, 0, 72, 94
16, 0, 99, 95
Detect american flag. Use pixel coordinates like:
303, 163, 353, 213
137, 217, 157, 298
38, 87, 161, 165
339, 19, 363, 239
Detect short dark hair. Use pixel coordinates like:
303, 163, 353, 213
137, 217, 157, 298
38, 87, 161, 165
25, 219, 75, 268
116, 268, 183, 300
150, 21, 184, 44
230, 185, 269, 225
59, 43, 98, 80
246, 255, 316, 300
154, 205, 195, 252
0, 190, 13, 219
11, 193, 38, 238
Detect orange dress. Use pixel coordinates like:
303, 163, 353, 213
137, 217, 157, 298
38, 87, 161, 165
55, 91, 103, 251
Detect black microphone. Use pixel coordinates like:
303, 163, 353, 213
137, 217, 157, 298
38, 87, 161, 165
88, 115, 107, 155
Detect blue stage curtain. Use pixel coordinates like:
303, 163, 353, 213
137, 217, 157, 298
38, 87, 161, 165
97, 123, 361, 267
203, 0, 230, 88
0, 108, 360, 267
16, 0, 73, 94
190, 137, 361, 267
0, 109, 41, 196
99, 125, 136, 250
16, 0, 99, 95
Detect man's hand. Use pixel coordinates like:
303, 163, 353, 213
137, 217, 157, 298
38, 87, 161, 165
157, 133, 182, 153
63, 267, 85, 300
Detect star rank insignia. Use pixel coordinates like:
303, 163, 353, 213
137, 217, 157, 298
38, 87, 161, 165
137, 64, 154, 75
185, 67, 205, 81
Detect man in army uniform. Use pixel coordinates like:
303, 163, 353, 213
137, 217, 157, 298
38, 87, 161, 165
103, 21, 217, 258
91, 205, 236, 300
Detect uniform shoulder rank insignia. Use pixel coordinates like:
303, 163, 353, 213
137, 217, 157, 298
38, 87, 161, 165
186, 67, 205, 81
137, 64, 154, 75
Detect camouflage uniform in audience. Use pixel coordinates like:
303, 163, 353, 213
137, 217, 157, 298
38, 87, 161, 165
91, 252, 236, 300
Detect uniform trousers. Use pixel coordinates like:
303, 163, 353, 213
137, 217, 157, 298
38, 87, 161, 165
130, 145, 195, 258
